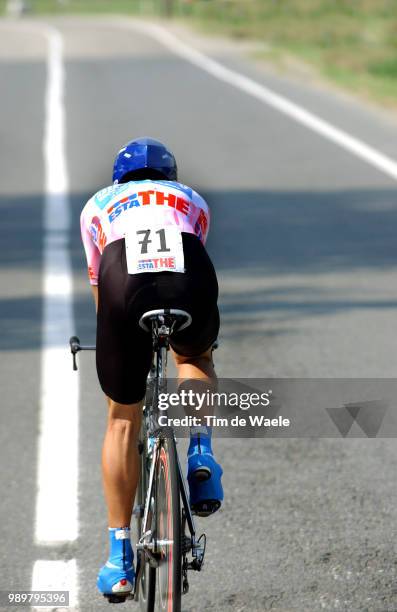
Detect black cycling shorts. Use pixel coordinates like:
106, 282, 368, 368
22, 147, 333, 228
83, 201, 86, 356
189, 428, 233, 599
96, 233, 220, 404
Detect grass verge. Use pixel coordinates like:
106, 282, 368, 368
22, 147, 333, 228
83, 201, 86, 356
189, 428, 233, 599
181, 0, 397, 109
2, 0, 397, 109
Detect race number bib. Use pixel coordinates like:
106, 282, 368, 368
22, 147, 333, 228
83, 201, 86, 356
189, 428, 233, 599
125, 222, 185, 275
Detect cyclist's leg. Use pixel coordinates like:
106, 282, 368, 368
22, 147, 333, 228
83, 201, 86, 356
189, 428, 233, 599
97, 398, 143, 597
172, 349, 224, 516
172, 347, 214, 382
166, 238, 223, 515
102, 398, 143, 528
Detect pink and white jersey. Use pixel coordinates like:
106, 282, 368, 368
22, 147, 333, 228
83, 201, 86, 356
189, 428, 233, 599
80, 179, 210, 285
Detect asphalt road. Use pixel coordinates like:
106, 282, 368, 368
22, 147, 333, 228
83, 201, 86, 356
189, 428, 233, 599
0, 15, 397, 612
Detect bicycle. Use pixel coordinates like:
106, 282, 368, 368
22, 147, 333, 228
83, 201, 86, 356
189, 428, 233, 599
70, 308, 207, 611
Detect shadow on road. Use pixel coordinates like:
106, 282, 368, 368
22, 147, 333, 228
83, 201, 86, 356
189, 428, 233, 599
205, 187, 397, 273
1, 187, 397, 350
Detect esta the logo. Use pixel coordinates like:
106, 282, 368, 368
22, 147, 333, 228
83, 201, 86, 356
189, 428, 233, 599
137, 257, 176, 271
107, 190, 192, 224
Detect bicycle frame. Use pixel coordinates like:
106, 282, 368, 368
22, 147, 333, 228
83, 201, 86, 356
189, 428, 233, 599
136, 314, 206, 588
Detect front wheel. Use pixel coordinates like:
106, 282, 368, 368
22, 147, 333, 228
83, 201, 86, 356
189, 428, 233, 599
155, 432, 182, 612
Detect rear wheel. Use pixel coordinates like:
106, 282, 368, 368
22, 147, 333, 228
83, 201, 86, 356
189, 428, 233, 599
136, 425, 156, 612
155, 432, 182, 612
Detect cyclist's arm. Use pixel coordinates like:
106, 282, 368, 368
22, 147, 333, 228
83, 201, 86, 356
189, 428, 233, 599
80, 204, 101, 290
91, 285, 99, 312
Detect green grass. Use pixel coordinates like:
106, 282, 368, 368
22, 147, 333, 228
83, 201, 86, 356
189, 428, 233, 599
180, 0, 397, 108
19, 0, 141, 15
2, 0, 397, 108
0, 0, 155, 15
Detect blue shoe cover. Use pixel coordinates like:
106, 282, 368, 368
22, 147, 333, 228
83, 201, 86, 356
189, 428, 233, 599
187, 445, 223, 516
97, 528, 135, 596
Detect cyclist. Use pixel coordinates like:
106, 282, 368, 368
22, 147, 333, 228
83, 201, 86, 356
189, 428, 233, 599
80, 137, 223, 598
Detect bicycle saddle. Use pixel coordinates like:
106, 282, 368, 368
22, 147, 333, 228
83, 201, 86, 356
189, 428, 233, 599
139, 308, 192, 334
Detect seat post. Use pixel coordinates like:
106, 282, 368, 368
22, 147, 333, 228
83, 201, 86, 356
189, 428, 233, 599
152, 316, 171, 351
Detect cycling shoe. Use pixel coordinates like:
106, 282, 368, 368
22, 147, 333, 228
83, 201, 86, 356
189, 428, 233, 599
97, 528, 135, 601
187, 449, 223, 517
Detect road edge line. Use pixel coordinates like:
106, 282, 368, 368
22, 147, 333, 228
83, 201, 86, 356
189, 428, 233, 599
120, 20, 397, 182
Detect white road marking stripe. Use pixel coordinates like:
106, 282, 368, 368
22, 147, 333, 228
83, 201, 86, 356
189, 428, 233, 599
121, 20, 397, 182
35, 25, 79, 546
31, 559, 77, 610
30, 22, 79, 610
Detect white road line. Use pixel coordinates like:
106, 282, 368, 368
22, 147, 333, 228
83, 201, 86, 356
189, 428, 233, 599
32, 560, 77, 611
120, 20, 397, 182
30, 23, 79, 609
35, 25, 79, 546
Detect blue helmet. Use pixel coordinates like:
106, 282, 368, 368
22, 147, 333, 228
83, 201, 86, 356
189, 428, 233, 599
112, 137, 178, 184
